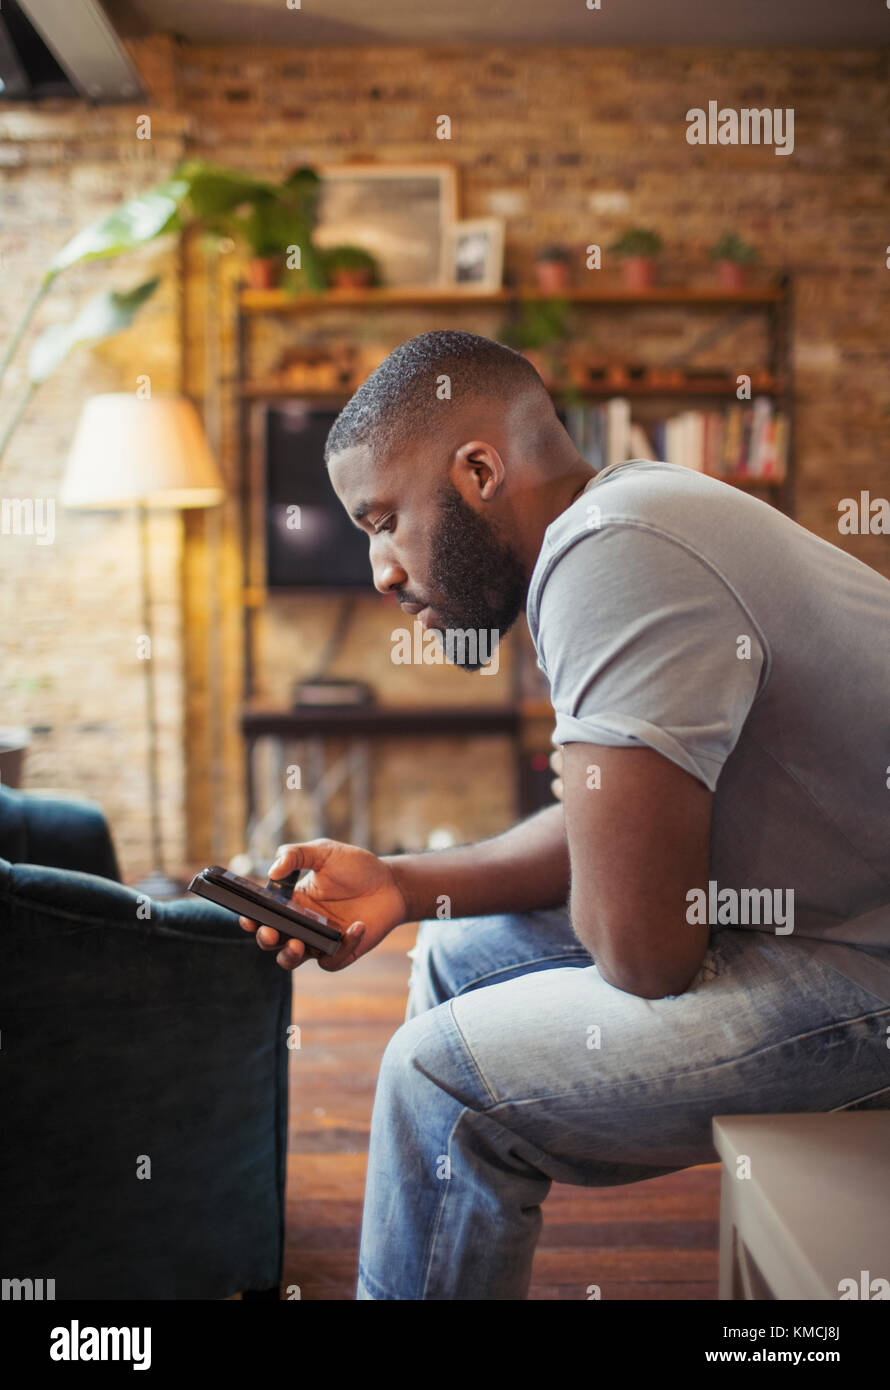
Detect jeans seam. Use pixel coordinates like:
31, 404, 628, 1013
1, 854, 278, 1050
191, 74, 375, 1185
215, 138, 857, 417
453, 950, 591, 999
829, 1081, 890, 1111
455, 1004, 890, 1111
356, 1262, 392, 1300
419, 1106, 467, 1299
448, 999, 498, 1105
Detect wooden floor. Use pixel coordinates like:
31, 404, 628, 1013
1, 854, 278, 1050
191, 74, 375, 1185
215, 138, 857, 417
284, 921, 722, 1300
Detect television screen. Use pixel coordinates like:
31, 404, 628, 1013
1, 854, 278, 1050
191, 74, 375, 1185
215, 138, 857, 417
265, 404, 373, 590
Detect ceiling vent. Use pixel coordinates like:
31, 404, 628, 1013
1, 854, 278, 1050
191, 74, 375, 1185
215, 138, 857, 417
0, 0, 143, 101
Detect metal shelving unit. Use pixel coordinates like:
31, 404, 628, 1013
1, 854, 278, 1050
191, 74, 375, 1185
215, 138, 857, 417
232, 276, 794, 830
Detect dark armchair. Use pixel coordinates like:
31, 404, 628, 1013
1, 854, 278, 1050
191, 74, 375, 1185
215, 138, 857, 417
0, 786, 291, 1300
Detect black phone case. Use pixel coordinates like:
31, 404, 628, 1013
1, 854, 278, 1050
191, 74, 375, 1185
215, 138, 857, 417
188, 869, 342, 956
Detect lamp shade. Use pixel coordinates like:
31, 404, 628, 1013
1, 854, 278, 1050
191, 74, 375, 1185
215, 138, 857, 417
62, 394, 224, 509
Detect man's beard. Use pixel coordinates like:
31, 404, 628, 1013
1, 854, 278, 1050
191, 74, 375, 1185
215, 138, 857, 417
423, 482, 528, 670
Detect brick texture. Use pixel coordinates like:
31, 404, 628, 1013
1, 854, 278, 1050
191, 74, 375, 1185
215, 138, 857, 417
1, 41, 888, 873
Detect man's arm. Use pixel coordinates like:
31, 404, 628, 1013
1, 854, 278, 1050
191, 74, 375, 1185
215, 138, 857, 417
243, 739, 711, 996
561, 742, 712, 998
240, 803, 570, 972
384, 802, 570, 922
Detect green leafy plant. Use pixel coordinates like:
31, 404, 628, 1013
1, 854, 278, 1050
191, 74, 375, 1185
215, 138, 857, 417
218, 164, 324, 285
0, 159, 324, 464
319, 244, 382, 285
0, 278, 160, 461
27, 279, 161, 386
500, 297, 571, 351
243, 197, 284, 258
172, 160, 273, 224
0, 174, 187, 396
709, 233, 759, 265
609, 228, 663, 258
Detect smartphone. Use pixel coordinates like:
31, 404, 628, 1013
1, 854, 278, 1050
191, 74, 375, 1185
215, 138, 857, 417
188, 865, 343, 956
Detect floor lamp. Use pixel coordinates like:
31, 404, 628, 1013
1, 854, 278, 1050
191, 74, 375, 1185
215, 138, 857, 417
62, 394, 225, 897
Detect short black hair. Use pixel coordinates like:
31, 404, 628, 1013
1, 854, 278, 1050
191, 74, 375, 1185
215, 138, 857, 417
323, 329, 547, 465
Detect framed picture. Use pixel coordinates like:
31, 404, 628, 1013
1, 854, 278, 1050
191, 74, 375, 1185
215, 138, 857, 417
445, 217, 505, 292
314, 164, 458, 289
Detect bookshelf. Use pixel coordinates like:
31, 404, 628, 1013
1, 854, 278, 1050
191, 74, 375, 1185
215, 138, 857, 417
239, 284, 786, 312
235, 278, 794, 502
241, 378, 781, 402
232, 276, 794, 829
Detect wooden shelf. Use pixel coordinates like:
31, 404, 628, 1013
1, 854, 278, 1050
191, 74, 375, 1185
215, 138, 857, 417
573, 382, 782, 399
241, 703, 519, 737
240, 378, 782, 401
520, 699, 556, 720
240, 383, 350, 401
235, 271, 795, 835
239, 283, 787, 315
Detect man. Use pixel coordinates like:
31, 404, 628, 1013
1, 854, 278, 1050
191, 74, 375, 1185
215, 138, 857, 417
241, 330, 890, 1300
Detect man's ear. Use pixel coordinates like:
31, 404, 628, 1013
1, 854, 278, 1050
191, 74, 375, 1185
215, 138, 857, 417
452, 440, 505, 502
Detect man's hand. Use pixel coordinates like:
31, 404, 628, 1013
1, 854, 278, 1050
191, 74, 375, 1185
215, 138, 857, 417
239, 838, 409, 972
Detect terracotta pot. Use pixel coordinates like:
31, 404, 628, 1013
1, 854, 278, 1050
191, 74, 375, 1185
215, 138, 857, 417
605, 363, 631, 389
717, 259, 748, 291
247, 257, 280, 290
330, 267, 374, 289
534, 259, 571, 293
621, 256, 656, 291
565, 353, 597, 389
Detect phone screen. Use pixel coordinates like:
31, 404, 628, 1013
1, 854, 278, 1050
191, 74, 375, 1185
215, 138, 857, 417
202, 866, 340, 941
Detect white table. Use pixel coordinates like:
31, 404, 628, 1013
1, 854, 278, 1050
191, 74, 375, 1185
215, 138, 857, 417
713, 1113, 890, 1300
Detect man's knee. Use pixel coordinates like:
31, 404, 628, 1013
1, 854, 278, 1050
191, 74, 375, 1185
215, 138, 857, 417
378, 1005, 459, 1105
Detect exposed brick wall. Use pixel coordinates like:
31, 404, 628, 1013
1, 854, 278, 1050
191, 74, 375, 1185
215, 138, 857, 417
1, 40, 888, 874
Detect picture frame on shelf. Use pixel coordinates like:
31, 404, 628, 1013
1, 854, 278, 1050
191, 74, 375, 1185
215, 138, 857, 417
314, 163, 458, 289
444, 217, 505, 291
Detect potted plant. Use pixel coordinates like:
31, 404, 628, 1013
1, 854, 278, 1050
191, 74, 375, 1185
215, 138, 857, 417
213, 164, 324, 292
320, 245, 382, 290
240, 197, 283, 288
0, 159, 326, 465
609, 228, 663, 290
533, 245, 572, 293
240, 183, 320, 290
500, 298, 571, 387
709, 233, 759, 290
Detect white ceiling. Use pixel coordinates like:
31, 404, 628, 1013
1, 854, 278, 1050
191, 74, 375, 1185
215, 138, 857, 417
106, 0, 890, 47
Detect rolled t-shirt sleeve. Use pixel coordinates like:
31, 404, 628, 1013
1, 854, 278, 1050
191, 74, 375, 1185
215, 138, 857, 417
534, 523, 766, 791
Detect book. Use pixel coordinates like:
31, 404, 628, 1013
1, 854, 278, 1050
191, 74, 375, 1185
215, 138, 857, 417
748, 397, 773, 476
721, 405, 744, 476
605, 397, 632, 470
629, 421, 653, 459
560, 399, 787, 484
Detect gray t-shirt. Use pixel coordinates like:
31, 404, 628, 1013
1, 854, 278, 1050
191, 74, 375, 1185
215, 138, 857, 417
527, 459, 890, 1002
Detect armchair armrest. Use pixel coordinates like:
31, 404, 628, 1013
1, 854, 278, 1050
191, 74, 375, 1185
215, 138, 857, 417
0, 785, 121, 882
0, 858, 291, 1300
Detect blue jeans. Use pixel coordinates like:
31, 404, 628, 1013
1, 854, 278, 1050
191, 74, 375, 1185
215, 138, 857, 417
355, 908, 890, 1300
